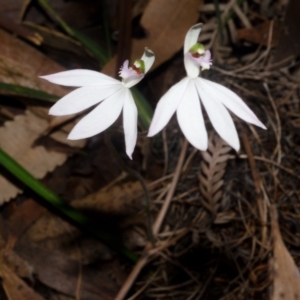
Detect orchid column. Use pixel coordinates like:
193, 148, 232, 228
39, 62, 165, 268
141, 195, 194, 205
41, 48, 155, 159
148, 24, 266, 151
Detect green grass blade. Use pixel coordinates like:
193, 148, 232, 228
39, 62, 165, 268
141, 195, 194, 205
38, 0, 108, 64
0, 82, 59, 102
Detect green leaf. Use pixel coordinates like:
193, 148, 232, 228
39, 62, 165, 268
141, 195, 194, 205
0, 82, 59, 102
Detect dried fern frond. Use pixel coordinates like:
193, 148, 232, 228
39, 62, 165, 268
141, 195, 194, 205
198, 133, 231, 217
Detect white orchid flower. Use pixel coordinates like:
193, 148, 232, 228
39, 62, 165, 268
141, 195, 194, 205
40, 48, 155, 159
148, 24, 266, 151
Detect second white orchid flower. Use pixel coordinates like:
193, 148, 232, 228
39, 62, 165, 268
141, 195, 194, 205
148, 24, 266, 151
41, 48, 155, 159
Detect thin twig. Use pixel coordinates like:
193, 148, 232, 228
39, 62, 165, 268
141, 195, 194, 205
115, 254, 151, 300
152, 138, 189, 235
234, 155, 300, 180
242, 135, 268, 257
263, 82, 282, 165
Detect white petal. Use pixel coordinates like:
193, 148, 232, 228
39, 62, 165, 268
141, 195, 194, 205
183, 23, 203, 54
148, 77, 190, 137
122, 75, 144, 88
49, 84, 123, 116
195, 78, 240, 151
40, 69, 120, 87
176, 80, 207, 150
183, 24, 202, 79
141, 47, 155, 73
184, 54, 200, 78
200, 78, 266, 129
68, 87, 125, 139
123, 90, 138, 159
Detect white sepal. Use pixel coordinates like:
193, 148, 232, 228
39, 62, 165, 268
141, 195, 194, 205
49, 84, 123, 116
199, 78, 266, 129
123, 89, 138, 159
68, 87, 125, 140
183, 23, 203, 78
196, 78, 240, 151
183, 23, 202, 54
40, 69, 120, 87
148, 77, 190, 137
177, 79, 207, 150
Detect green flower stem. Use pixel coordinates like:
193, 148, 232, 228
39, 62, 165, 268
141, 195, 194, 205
131, 87, 153, 130
0, 148, 138, 262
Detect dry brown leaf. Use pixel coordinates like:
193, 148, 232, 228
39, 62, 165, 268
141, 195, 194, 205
0, 110, 84, 203
270, 206, 300, 300
72, 181, 145, 214
25, 180, 147, 262
1, 265, 45, 300
6, 199, 46, 249
0, 0, 24, 20
0, 246, 43, 300
2, 250, 34, 281
15, 238, 119, 300
198, 134, 231, 215
26, 209, 114, 264
0, 28, 68, 97
25, 180, 147, 248
102, 0, 202, 76
50, 294, 75, 300
26, 211, 76, 243
237, 20, 281, 47
132, 0, 150, 19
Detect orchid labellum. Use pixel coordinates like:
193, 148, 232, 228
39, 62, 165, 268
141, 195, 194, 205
148, 24, 266, 151
40, 48, 155, 159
